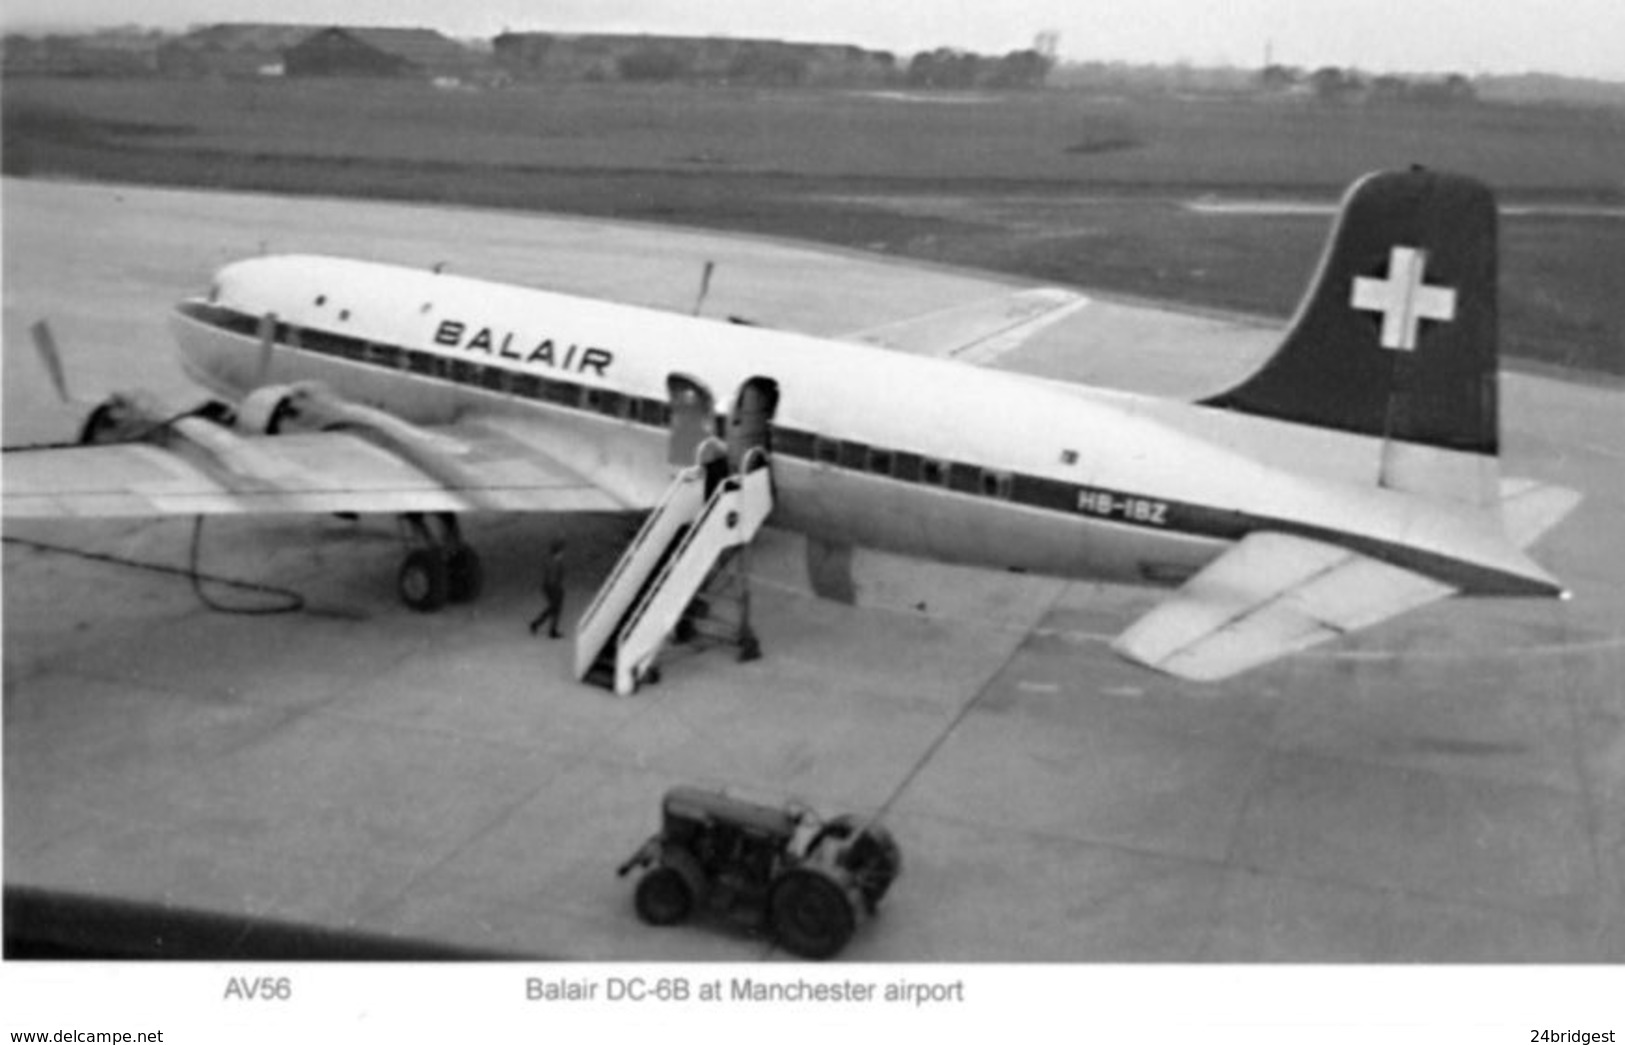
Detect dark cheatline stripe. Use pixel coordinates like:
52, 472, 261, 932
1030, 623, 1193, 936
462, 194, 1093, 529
179, 301, 671, 427
188, 305, 1223, 535
178, 304, 1550, 595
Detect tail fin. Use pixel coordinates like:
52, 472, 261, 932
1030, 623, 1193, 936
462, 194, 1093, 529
1202, 168, 1499, 484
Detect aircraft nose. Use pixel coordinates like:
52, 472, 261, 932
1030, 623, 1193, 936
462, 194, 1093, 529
209, 257, 270, 311
170, 261, 265, 396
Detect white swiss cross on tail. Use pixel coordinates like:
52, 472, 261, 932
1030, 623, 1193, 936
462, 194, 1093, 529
1350, 245, 1457, 351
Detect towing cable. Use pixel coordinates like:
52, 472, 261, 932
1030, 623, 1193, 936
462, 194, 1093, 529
2, 517, 305, 616
4, 434, 305, 615
4, 399, 309, 616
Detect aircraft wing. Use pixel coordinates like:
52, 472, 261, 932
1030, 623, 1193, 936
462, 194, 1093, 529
1112, 531, 1457, 681
844, 287, 1089, 364
1, 415, 633, 518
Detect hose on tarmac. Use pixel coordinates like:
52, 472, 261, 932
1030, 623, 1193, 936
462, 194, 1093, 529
2, 516, 305, 616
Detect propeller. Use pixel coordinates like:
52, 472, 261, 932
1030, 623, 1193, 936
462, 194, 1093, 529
25, 317, 195, 445
27, 318, 147, 443
254, 311, 277, 387
692, 260, 715, 316
30, 319, 76, 404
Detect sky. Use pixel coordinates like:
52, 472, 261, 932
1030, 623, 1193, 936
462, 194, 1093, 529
3, 0, 1623, 80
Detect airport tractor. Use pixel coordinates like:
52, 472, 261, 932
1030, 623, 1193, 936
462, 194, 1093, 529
617, 786, 901, 959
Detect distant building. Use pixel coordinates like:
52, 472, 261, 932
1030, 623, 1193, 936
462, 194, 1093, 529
492, 32, 893, 87
283, 27, 479, 81
155, 24, 482, 81
156, 24, 322, 77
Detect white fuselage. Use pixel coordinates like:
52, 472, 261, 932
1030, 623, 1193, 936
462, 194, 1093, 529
168, 255, 1544, 594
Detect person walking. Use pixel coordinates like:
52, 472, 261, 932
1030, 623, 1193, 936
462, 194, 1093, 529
528, 539, 567, 639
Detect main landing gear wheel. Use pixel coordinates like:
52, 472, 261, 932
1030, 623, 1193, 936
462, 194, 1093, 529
768, 868, 857, 960
397, 512, 481, 611
398, 547, 449, 612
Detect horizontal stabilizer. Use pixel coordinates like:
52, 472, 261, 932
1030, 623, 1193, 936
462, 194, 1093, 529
1113, 531, 1456, 681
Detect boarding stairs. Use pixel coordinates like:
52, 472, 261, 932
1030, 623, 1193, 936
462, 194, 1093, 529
574, 452, 774, 696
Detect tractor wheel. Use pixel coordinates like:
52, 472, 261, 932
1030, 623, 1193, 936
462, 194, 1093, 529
398, 548, 449, 612
769, 868, 856, 960
634, 866, 694, 926
811, 816, 902, 911
446, 545, 483, 603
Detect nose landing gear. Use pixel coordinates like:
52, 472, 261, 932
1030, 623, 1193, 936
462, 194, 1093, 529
397, 512, 482, 612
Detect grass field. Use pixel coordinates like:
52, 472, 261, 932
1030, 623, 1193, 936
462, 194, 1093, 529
4, 77, 1623, 374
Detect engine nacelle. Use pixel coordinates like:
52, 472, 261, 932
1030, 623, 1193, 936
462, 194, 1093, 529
235, 383, 311, 435
78, 391, 171, 445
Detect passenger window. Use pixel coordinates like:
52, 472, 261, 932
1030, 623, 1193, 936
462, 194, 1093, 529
774, 429, 813, 460
639, 399, 670, 426
981, 470, 1014, 499
542, 381, 579, 407
948, 463, 981, 494
814, 437, 840, 465
919, 458, 946, 486
867, 448, 894, 475
589, 390, 627, 417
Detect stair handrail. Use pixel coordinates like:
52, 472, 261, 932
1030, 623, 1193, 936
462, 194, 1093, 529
578, 436, 728, 643
736, 449, 775, 528
605, 434, 735, 647
575, 463, 704, 638
573, 475, 715, 684
616, 476, 738, 651
613, 475, 746, 692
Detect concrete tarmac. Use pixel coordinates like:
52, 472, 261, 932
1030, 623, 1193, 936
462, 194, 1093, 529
4, 178, 1621, 961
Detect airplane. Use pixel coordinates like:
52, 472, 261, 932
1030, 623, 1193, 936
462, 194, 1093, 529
2, 167, 1580, 692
